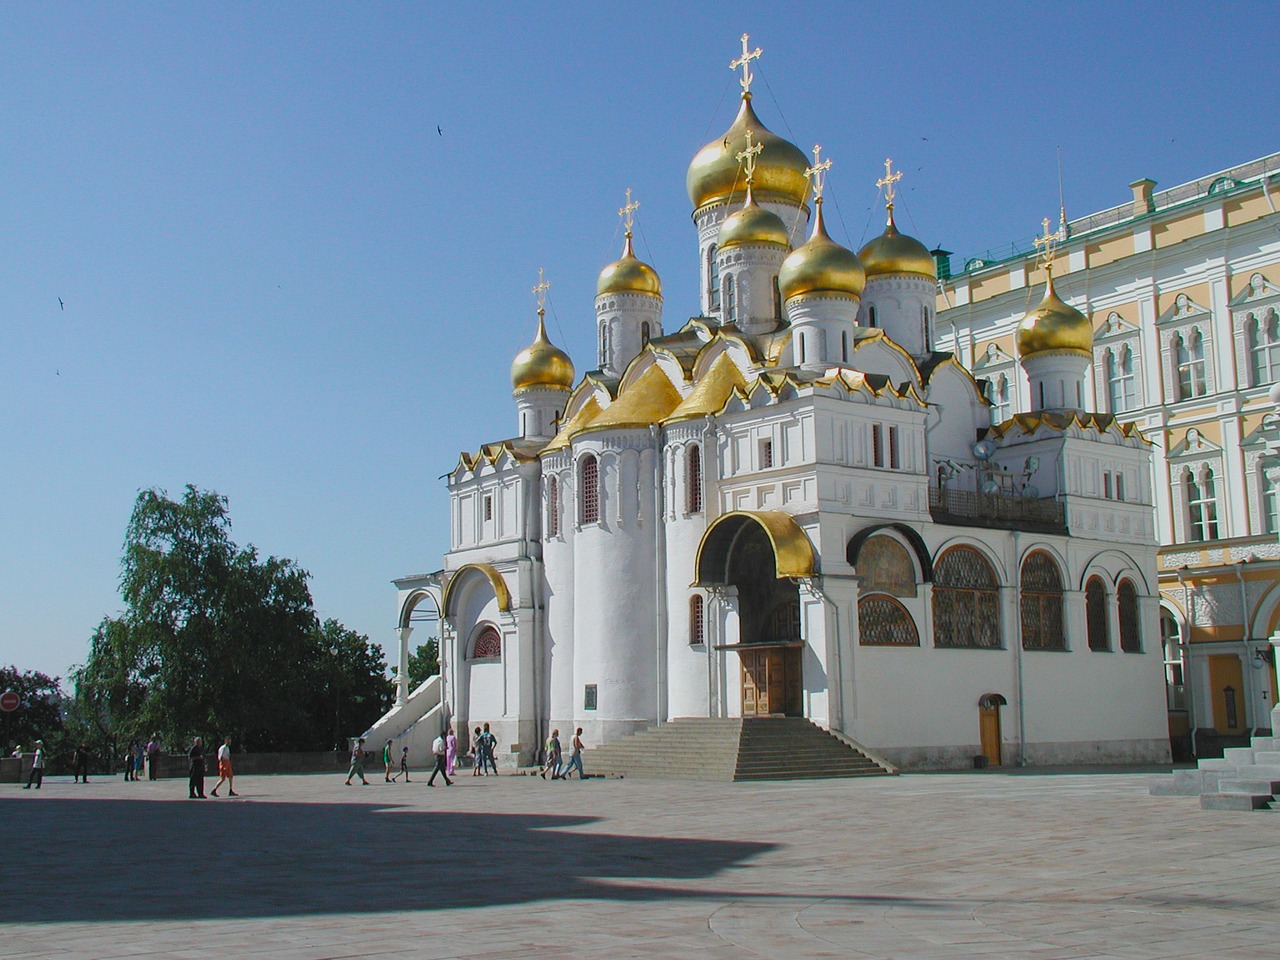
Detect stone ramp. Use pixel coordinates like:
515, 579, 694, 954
1149, 734, 1279, 811
583, 716, 895, 782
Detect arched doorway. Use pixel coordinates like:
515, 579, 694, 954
978, 693, 1007, 767
694, 512, 816, 717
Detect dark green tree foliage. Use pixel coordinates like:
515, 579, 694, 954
0, 666, 64, 753
309, 619, 391, 750
74, 485, 387, 751
407, 639, 440, 688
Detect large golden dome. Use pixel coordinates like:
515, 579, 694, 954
1016, 274, 1092, 357
687, 95, 810, 211
858, 209, 936, 279
778, 200, 865, 300
717, 185, 790, 249
597, 233, 662, 297
511, 313, 575, 391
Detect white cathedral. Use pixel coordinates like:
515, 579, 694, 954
377, 42, 1172, 771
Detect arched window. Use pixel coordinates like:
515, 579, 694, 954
932, 546, 1001, 648
986, 374, 1011, 425
580, 455, 599, 524
867, 305, 877, 328
685, 444, 703, 514
1185, 467, 1219, 541
724, 275, 736, 321
1106, 346, 1137, 412
689, 595, 705, 645
470, 626, 502, 660
773, 276, 782, 318
1085, 577, 1110, 651
599, 325, 608, 366
858, 595, 919, 646
1249, 310, 1280, 385
1262, 459, 1280, 534
1175, 330, 1207, 399
1161, 608, 1185, 709
797, 332, 806, 363
1021, 551, 1065, 651
640, 321, 651, 345
1117, 579, 1141, 652
841, 330, 849, 362
707, 245, 720, 310
545, 475, 559, 538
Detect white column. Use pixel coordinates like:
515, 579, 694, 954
395, 626, 414, 705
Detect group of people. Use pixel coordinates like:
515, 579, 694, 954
186, 735, 236, 798
120, 738, 163, 781
539, 728, 586, 780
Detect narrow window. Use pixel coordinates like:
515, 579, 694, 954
773, 276, 782, 318
724, 275, 736, 321
1118, 580, 1141, 652
1086, 577, 1110, 651
707, 245, 720, 310
797, 332, 806, 363
872, 424, 884, 468
1107, 346, 1137, 412
1115, 473, 1125, 501
640, 321, 651, 345
1021, 551, 1065, 651
1263, 461, 1280, 534
888, 425, 900, 469
1161, 609, 1185, 709
867, 305, 877, 328
483, 495, 493, 521
546, 475, 559, 538
1103, 472, 1112, 499
841, 330, 849, 362
987, 374, 1011, 425
760, 439, 774, 469
1186, 468, 1219, 541
1175, 330, 1207, 400
689, 595, 705, 645
599, 326, 608, 366
580, 455, 599, 524
686, 444, 703, 514
1249, 310, 1280, 386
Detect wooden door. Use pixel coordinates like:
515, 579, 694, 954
1208, 654, 1246, 733
979, 703, 1002, 767
741, 649, 802, 716
741, 650, 766, 715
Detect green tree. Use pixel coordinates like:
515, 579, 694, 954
309, 619, 391, 750
0, 666, 64, 756
406, 639, 439, 688
74, 485, 388, 751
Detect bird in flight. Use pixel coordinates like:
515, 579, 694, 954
58, 297, 64, 310
437, 125, 443, 136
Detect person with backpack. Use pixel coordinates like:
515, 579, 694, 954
428, 732, 452, 786
480, 722, 499, 775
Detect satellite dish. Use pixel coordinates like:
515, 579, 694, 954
973, 440, 996, 461
1024, 456, 1040, 472
1023, 484, 1040, 499
980, 479, 1000, 495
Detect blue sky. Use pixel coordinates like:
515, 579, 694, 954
3, 2, 1277, 681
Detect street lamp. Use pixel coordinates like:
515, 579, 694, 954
329, 643, 341, 752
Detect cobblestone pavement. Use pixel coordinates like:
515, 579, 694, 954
1, 769, 1275, 959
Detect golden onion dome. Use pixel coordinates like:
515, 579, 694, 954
1016, 273, 1092, 357
858, 208, 936, 279
597, 233, 662, 297
778, 200, 866, 300
511, 312, 575, 391
687, 95, 810, 211
717, 184, 790, 249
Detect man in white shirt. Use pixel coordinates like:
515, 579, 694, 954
23, 740, 44, 789
211, 736, 237, 797
428, 733, 452, 786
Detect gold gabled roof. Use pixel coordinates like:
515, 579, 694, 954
987, 411, 1149, 443
541, 396, 603, 453
454, 439, 541, 474
577, 364, 682, 435
665, 352, 747, 422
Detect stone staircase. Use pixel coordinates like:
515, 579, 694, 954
1149, 733, 1280, 811
582, 717, 896, 782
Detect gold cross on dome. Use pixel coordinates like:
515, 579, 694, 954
532, 268, 550, 313
618, 188, 639, 235
736, 127, 763, 184
730, 33, 763, 95
805, 144, 832, 202
1033, 217, 1057, 272
876, 158, 902, 208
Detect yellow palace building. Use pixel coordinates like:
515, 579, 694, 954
937, 153, 1280, 759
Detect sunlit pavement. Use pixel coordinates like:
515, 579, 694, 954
2, 768, 1275, 959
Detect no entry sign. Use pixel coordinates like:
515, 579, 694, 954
0, 690, 19, 712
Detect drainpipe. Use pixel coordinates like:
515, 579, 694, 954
1176, 566, 1197, 757
651, 425, 668, 726
1012, 531, 1027, 766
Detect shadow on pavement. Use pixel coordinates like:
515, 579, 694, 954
0, 797, 776, 922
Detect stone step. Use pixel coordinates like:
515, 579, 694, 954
1223, 747, 1257, 765
1218, 778, 1280, 795
1200, 793, 1273, 811
1253, 751, 1280, 765
1250, 737, 1278, 752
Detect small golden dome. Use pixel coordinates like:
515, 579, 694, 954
1016, 274, 1092, 357
778, 200, 865, 300
511, 313, 575, 391
687, 95, 810, 211
717, 185, 790, 249
858, 209, 936, 279
597, 233, 662, 297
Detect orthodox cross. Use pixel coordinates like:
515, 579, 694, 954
1033, 217, 1057, 274
532, 268, 550, 314
736, 127, 763, 184
618, 188, 639, 235
730, 33, 762, 95
805, 144, 832, 202
876, 157, 902, 210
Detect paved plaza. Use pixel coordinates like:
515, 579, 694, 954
1, 768, 1276, 959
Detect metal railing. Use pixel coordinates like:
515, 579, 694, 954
929, 486, 1066, 532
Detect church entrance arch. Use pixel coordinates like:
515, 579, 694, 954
978, 693, 1007, 767
694, 512, 817, 718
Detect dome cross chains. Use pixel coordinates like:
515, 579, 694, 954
736, 127, 764, 185
618, 188, 640, 237
1033, 217, 1058, 275
730, 33, 762, 95
876, 158, 902, 213
805, 144, 831, 202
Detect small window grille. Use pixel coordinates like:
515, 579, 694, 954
686, 445, 703, 514
484, 496, 493, 521
872, 424, 884, 468
580, 455, 600, 524
689, 595, 705, 645
471, 627, 502, 660
888, 426, 900, 469
546, 476, 559, 538
584, 684, 598, 711
760, 439, 774, 469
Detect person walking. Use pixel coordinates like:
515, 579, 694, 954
427, 732, 452, 786
134, 742, 145, 781
345, 738, 369, 785
146, 736, 160, 780
445, 727, 458, 777
210, 736, 237, 797
73, 742, 91, 783
391, 745, 411, 782
540, 729, 562, 780
383, 739, 395, 782
471, 727, 484, 776
187, 737, 206, 799
560, 727, 586, 780
124, 739, 139, 781
23, 740, 45, 789
481, 722, 499, 776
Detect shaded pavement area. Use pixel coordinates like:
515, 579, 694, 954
1, 769, 1276, 959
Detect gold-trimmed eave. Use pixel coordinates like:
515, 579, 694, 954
452, 440, 539, 477
692, 510, 817, 586
541, 395, 604, 453
574, 363, 683, 436
986, 411, 1151, 444
441, 562, 512, 616
664, 350, 749, 423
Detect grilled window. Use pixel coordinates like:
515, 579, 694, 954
1021, 551, 1065, 651
580, 455, 599, 524
1086, 577, 1110, 651
1118, 580, 1141, 653
932, 546, 1001, 649
858, 595, 919, 646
